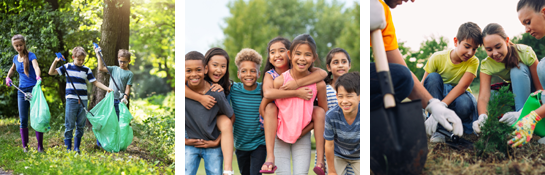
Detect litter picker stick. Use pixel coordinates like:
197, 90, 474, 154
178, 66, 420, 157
10, 82, 32, 101
56, 52, 94, 117
93, 43, 126, 99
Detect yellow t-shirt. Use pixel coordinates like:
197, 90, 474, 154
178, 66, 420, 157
423, 49, 479, 92
370, 0, 398, 51
480, 44, 537, 82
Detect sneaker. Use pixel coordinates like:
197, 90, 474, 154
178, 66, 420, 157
430, 132, 445, 143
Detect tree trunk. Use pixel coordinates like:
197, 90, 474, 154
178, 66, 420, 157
89, 0, 131, 110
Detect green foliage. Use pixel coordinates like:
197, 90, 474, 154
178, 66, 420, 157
335, 2, 360, 72
512, 33, 545, 60
474, 85, 515, 159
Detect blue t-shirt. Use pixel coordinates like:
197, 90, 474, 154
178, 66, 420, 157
230, 82, 265, 151
107, 66, 133, 100
326, 84, 338, 109
324, 104, 360, 160
56, 63, 96, 100
13, 52, 38, 88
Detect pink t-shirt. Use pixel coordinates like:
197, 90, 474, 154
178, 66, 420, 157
275, 70, 317, 143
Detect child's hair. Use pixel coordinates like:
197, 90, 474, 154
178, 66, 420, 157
324, 48, 351, 85
185, 51, 205, 65
456, 22, 482, 46
261, 37, 291, 82
517, 0, 545, 12
11, 34, 30, 76
289, 34, 319, 71
235, 48, 262, 70
72, 46, 87, 58
482, 23, 522, 69
334, 72, 360, 96
204, 47, 231, 96
118, 49, 131, 60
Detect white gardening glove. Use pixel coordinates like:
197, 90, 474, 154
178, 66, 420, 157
425, 98, 463, 136
370, 0, 386, 31
425, 115, 438, 136
499, 110, 521, 126
472, 114, 488, 134
121, 98, 128, 105
538, 137, 545, 145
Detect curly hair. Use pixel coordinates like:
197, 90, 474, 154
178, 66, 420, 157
235, 48, 262, 70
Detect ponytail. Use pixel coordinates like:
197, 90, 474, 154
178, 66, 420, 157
324, 71, 333, 85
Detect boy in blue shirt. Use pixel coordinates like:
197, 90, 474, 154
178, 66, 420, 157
48, 46, 113, 153
230, 48, 266, 175
324, 72, 360, 175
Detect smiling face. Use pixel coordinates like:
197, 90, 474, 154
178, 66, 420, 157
237, 60, 259, 90
327, 52, 351, 79
518, 6, 545, 39
73, 55, 86, 67
453, 38, 479, 62
336, 85, 360, 115
483, 34, 509, 63
289, 43, 315, 73
206, 55, 228, 83
269, 41, 289, 69
12, 39, 25, 54
186, 60, 207, 87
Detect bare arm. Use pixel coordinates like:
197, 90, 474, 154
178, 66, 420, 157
264, 73, 306, 99
477, 72, 492, 115
300, 81, 328, 137
421, 72, 429, 85
48, 58, 60, 75
185, 85, 217, 110
92, 81, 113, 92
7, 63, 16, 79
530, 61, 543, 91
282, 67, 328, 89
124, 85, 131, 100
95, 48, 108, 73
442, 72, 474, 106
31, 59, 41, 78
325, 140, 337, 174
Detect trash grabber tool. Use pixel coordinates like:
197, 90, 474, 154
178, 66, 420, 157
55, 52, 95, 117
93, 43, 126, 99
11, 83, 32, 101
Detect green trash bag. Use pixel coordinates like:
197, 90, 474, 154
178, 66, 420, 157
118, 102, 133, 150
87, 92, 120, 152
513, 90, 545, 137
30, 80, 51, 133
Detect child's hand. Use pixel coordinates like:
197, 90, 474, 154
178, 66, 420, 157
296, 87, 313, 100
106, 88, 113, 93
194, 140, 219, 148
5, 77, 12, 87
54, 56, 62, 62
185, 138, 203, 146
281, 80, 299, 90
199, 95, 217, 110
210, 83, 224, 92
121, 98, 128, 105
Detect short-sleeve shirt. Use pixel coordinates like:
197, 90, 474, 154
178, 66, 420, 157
56, 63, 96, 100
185, 82, 234, 141
13, 52, 38, 88
324, 104, 360, 160
423, 49, 479, 91
326, 84, 338, 109
480, 44, 537, 82
370, 0, 398, 52
107, 66, 134, 100
230, 82, 265, 151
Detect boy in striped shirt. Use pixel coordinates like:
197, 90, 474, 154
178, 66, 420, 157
324, 72, 360, 175
48, 46, 112, 153
230, 48, 266, 174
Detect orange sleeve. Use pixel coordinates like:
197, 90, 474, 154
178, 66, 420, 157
370, 0, 398, 51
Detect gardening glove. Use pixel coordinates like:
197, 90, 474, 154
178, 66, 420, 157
538, 137, 545, 145
424, 114, 438, 136
121, 98, 128, 105
5, 77, 11, 87
472, 114, 488, 134
508, 111, 542, 148
370, 0, 386, 31
426, 98, 463, 136
36, 76, 41, 81
499, 110, 522, 126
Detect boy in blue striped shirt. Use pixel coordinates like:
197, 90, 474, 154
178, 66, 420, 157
230, 48, 266, 175
324, 72, 360, 175
48, 46, 112, 153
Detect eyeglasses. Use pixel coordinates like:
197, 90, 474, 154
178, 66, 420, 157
119, 61, 129, 64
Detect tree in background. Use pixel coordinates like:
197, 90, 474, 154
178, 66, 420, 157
335, 2, 359, 72
513, 33, 545, 60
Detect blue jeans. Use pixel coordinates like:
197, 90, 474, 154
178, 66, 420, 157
17, 86, 34, 128
235, 145, 267, 175
423, 73, 478, 134
511, 62, 537, 111
64, 98, 88, 140
114, 99, 120, 120
370, 63, 414, 110
185, 145, 223, 175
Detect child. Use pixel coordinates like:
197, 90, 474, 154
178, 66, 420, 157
185, 51, 235, 175
185, 47, 235, 174
259, 37, 328, 174
421, 22, 482, 143
473, 23, 543, 134
273, 34, 328, 175
5, 34, 44, 152
230, 48, 266, 175
324, 72, 360, 175
48, 46, 113, 153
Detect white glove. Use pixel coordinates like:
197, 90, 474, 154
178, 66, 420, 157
121, 98, 128, 105
370, 0, 386, 31
538, 137, 545, 145
472, 114, 488, 134
425, 98, 463, 136
499, 110, 521, 126
425, 115, 438, 136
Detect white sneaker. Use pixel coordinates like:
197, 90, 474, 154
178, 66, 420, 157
430, 132, 445, 143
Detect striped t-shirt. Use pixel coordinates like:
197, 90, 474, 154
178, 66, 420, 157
324, 104, 360, 160
326, 84, 338, 109
56, 63, 96, 100
230, 82, 265, 151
